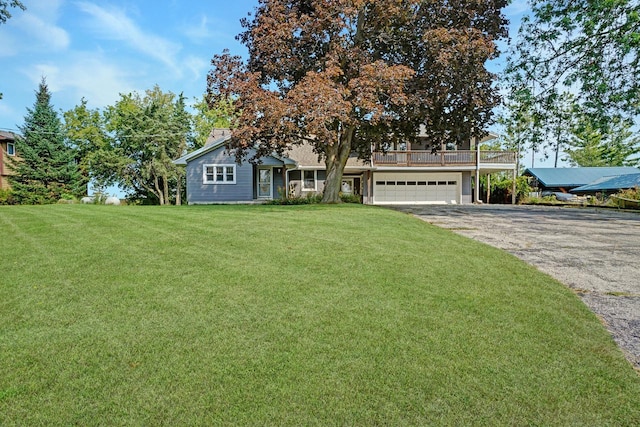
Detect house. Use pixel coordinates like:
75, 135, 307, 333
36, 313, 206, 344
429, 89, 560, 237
524, 167, 640, 193
0, 131, 18, 189
570, 173, 640, 195
174, 129, 517, 205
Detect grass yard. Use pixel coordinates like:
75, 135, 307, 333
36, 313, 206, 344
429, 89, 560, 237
1, 204, 639, 425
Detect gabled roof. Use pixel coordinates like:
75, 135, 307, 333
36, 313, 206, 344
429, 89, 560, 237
283, 143, 369, 168
571, 173, 640, 193
0, 131, 17, 141
173, 134, 296, 166
417, 126, 498, 143
524, 167, 640, 188
173, 135, 232, 165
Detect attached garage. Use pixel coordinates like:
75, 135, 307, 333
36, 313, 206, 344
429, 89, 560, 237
373, 172, 461, 204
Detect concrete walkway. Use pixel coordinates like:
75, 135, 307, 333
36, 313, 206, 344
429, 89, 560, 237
392, 204, 640, 369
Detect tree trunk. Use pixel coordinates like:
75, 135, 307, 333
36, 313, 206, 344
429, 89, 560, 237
153, 175, 165, 205
162, 175, 169, 205
176, 174, 182, 206
554, 126, 561, 168
321, 126, 354, 203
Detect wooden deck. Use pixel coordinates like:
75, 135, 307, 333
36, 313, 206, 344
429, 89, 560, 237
372, 150, 517, 167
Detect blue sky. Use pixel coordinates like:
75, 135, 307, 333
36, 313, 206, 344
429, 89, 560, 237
0, 0, 256, 130
0, 0, 531, 142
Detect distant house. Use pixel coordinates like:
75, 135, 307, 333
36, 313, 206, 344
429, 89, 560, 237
174, 128, 517, 205
0, 131, 18, 189
524, 167, 640, 193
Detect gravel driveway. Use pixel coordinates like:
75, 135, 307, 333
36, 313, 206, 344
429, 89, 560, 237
391, 204, 640, 370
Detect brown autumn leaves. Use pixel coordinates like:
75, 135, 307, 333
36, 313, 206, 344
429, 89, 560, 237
207, 0, 508, 202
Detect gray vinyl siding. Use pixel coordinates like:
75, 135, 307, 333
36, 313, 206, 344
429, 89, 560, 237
185, 146, 253, 203
462, 171, 472, 204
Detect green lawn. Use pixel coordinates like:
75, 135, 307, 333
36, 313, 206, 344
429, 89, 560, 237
1, 204, 639, 425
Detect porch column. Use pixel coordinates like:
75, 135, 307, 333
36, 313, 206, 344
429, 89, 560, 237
282, 167, 287, 198
486, 173, 491, 204
474, 137, 480, 203
512, 166, 517, 205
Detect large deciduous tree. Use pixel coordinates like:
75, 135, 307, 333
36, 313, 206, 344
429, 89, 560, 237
208, 0, 508, 203
498, 85, 546, 168
192, 96, 236, 149
64, 98, 113, 194
103, 86, 192, 205
9, 78, 81, 204
505, 0, 640, 124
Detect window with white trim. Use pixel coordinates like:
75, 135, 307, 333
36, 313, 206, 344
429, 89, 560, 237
302, 170, 316, 191
203, 164, 236, 184
7, 142, 15, 156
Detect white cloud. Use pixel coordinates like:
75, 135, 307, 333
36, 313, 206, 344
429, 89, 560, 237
23, 53, 137, 108
3, 0, 70, 53
184, 55, 208, 80
0, 33, 19, 57
18, 15, 70, 51
0, 102, 18, 122
181, 13, 242, 52
184, 15, 212, 42
76, 2, 182, 72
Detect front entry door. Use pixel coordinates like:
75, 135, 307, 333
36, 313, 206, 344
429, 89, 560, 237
258, 168, 272, 198
341, 178, 354, 194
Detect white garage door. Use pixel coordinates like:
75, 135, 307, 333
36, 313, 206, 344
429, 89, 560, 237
373, 172, 461, 204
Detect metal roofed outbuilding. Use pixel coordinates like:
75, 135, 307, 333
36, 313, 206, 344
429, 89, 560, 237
524, 167, 640, 192
570, 173, 640, 194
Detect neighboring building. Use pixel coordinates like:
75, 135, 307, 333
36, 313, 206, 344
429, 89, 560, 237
0, 131, 18, 190
570, 173, 640, 195
175, 129, 517, 205
524, 167, 640, 193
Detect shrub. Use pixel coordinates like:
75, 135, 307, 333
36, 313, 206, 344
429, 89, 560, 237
266, 193, 323, 205
57, 193, 77, 203
521, 195, 561, 205
615, 186, 640, 200
0, 188, 16, 205
488, 176, 531, 204
340, 193, 361, 203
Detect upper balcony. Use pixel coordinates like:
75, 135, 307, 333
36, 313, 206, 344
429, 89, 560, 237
372, 150, 517, 167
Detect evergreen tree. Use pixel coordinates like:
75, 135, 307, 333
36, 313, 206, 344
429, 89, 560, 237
9, 78, 81, 204
564, 117, 640, 167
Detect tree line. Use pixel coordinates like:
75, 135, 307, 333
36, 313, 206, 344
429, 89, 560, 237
6, 79, 229, 205
4, 0, 639, 205
501, 0, 640, 168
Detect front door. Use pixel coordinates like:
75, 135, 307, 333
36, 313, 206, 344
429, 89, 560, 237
341, 178, 354, 194
257, 167, 272, 198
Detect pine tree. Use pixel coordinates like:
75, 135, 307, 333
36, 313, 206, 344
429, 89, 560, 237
9, 78, 81, 204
